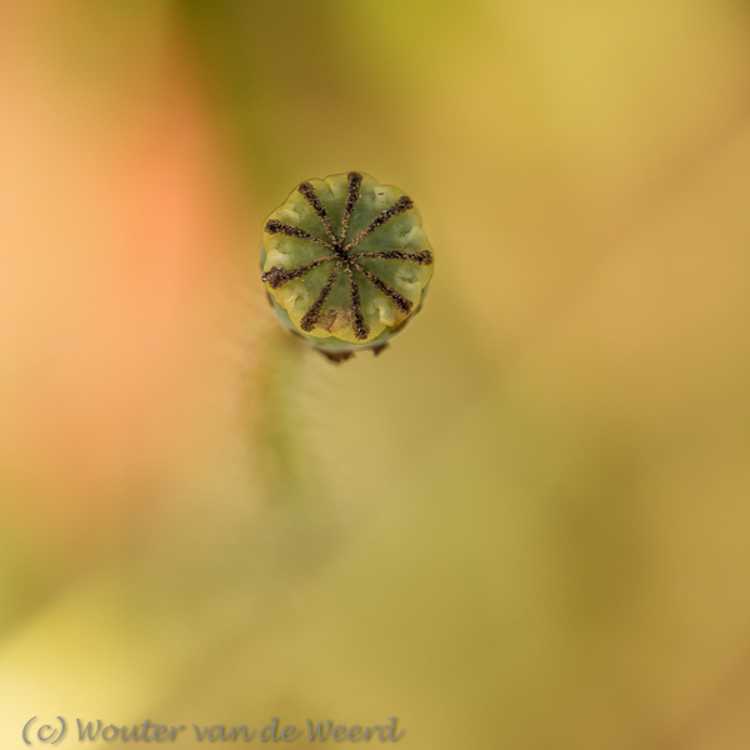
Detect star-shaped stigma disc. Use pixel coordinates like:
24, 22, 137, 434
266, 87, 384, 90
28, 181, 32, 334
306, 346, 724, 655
261, 172, 434, 346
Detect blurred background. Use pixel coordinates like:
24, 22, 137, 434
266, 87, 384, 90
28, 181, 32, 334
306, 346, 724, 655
1, 1, 750, 747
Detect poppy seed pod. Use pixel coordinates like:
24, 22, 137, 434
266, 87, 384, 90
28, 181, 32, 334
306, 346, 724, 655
260, 172, 434, 362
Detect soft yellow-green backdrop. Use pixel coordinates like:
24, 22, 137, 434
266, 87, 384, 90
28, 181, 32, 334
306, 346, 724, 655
1, 1, 750, 748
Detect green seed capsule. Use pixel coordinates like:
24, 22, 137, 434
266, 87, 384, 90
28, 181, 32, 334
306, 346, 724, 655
260, 172, 434, 362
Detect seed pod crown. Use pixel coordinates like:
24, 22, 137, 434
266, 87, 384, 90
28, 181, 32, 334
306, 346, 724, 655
260, 172, 434, 361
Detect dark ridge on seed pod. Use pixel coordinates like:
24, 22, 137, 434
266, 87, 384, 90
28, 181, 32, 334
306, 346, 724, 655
265, 219, 332, 248
345, 265, 369, 340
339, 172, 363, 243
344, 195, 414, 250
300, 262, 342, 332
354, 263, 413, 314
298, 182, 336, 241
353, 249, 434, 265
261, 256, 337, 289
